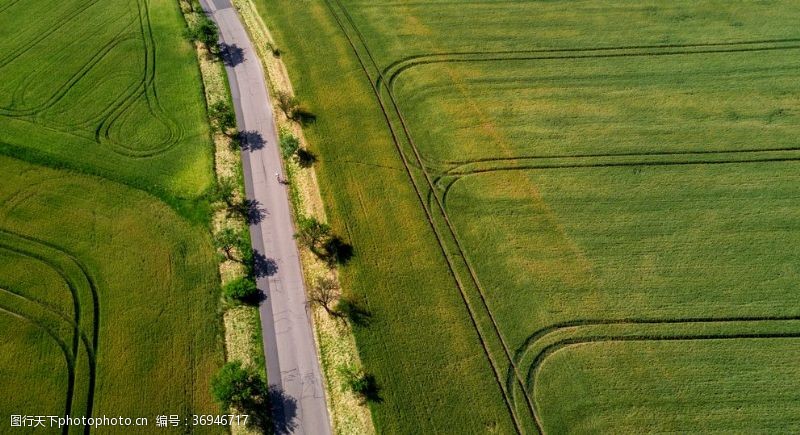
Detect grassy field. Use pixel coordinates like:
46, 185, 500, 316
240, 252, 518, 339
243, 0, 800, 433
0, 0, 221, 431
0, 0, 214, 206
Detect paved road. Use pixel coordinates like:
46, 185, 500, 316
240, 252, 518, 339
199, 1, 331, 433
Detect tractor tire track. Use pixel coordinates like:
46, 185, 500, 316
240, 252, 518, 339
0, 305, 75, 435
329, 0, 549, 428
383, 41, 800, 94
520, 323, 800, 433
0, 229, 99, 425
320, 0, 525, 431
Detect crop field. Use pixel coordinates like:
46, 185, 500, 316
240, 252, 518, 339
0, 0, 220, 431
255, 0, 800, 433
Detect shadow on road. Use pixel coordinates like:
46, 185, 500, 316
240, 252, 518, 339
269, 385, 298, 434
219, 42, 245, 66
252, 250, 279, 277
243, 199, 266, 224
237, 130, 266, 151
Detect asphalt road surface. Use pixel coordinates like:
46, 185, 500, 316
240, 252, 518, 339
199, 1, 332, 433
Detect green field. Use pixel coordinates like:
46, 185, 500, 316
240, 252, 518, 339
255, 0, 800, 432
0, 0, 220, 430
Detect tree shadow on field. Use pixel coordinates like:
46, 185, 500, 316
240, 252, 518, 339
219, 42, 245, 66
237, 130, 266, 151
336, 296, 372, 328
292, 108, 317, 126
268, 385, 298, 434
251, 250, 278, 278
296, 148, 317, 168
357, 374, 382, 404
322, 236, 354, 267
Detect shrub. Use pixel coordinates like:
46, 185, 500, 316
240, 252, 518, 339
211, 361, 273, 431
188, 15, 219, 51
276, 91, 299, 118
223, 277, 259, 302
279, 129, 300, 159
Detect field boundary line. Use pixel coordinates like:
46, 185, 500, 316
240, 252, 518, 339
319, 0, 527, 431
382, 40, 800, 92
324, 0, 554, 430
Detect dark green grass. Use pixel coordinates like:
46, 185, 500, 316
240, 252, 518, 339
252, 0, 518, 433
0, 313, 68, 420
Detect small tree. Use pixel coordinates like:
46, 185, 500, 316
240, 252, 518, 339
279, 129, 300, 159
294, 217, 331, 255
209, 101, 236, 133
214, 227, 243, 261
276, 91, 299, 119
266, 41, 281, 57
188, 16, 219, 52
215, 176, 237, 208
308, 276, 339, 316
211, 361, 268, 412
223, 277, 259, 303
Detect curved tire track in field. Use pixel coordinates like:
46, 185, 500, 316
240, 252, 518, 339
321, 4, 800, 432
0, 285, 97, 435
323, 0, 540, 431
377, 37, 800, 88
381, 39, 800, 95
513, 319, 800, 433
95, 0, 184, 158
0, 32, 139, 117
0, 305, 76, 433
0, 229, 99, 431
0, 0, 183, 159
0, 0, 102, 69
